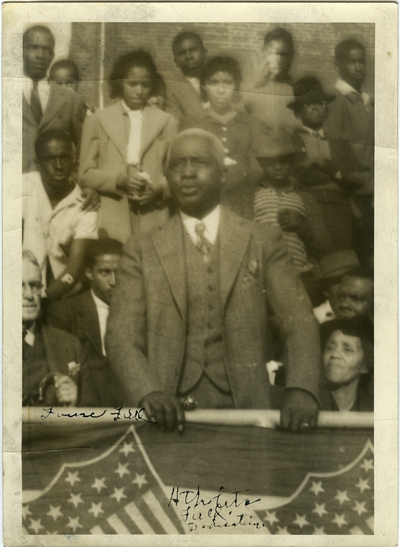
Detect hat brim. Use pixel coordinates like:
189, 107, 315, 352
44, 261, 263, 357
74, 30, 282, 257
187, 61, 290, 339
287, 94, 336, 111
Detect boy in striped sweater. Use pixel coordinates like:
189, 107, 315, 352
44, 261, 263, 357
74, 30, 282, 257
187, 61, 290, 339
254, 129, 331, 301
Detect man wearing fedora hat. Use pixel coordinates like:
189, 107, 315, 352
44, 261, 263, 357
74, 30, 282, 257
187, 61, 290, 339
288, 76, 357, 252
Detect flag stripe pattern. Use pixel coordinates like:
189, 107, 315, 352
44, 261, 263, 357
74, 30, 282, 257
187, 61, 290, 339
22, 425, 185, 535
253, 439, 374, 535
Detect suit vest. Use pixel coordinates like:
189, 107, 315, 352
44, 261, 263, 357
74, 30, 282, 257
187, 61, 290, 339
178, 232, 230, 394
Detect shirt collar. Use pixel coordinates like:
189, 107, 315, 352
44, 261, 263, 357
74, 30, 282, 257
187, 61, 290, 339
121, 100, 144, 117
300, 124, 325, 138
335, 79, 370, 106
91, 290, 109, 310
180, 205, 220, 245
24, 322, 36, 346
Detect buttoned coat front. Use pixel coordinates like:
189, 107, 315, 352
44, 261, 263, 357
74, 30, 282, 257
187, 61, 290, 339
106, 208, 321, 408
79, 101, 179, 242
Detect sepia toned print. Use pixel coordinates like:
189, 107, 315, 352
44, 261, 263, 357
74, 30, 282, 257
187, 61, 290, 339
3, 4, 398, 546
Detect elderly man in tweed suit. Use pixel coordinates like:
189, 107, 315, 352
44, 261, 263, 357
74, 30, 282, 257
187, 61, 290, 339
107, 129, 321, 433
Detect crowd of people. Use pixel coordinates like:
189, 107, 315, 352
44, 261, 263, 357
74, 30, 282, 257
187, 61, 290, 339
22, 24, 374, 432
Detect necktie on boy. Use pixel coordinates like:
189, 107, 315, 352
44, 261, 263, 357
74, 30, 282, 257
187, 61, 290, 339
30, 81, 43, 125
195, 222, 213, 262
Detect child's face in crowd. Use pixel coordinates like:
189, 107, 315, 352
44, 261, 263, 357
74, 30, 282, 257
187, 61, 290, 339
323, 330, 367, 385
262, 40, 293, 80
205, 71, 236, 112
299, 102, 327, 130
86, 253, 121, 305
37, 139, 75, 190
122, 66, 152, 110
337, 48, 366, 89
148, 94, 166, 110
51, 67, 79, 92
258, 155, 293, 187
173, 38, 205, 77
334, 276, 373, 319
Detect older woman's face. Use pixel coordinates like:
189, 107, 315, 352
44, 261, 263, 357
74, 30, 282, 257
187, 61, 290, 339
323, 330, 367, 385
122, 66, 152, 110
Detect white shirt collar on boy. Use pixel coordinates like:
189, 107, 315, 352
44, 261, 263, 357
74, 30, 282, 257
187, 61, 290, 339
301, 125, 325, 139
335, 79, 370, 108
180, 205, 220, 246
91, 290, 109, 356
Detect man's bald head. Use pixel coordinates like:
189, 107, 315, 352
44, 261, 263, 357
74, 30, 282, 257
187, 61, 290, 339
168, 129, 226, 172
167, 129, 226, 219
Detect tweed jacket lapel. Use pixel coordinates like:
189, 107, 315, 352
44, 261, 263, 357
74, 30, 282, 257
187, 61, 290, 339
219, 207, 252, 311
97, 101, 127, 160
39, 83, 68, 131
152, 214, 187, 320
77, 292, 103, 359
140, 105, 169, 158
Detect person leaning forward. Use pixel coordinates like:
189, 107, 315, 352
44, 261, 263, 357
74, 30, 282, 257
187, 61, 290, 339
106, 128, 321, 433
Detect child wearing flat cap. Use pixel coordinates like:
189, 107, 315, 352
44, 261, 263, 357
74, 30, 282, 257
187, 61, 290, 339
254, 129, 331, 301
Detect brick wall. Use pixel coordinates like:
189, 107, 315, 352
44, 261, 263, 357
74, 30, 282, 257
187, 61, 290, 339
70, 22, 374, 109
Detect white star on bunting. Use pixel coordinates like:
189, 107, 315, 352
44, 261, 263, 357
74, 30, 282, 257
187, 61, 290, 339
353, 501, 368, 516
313, 502, 327, 517
334, 490, 349, 505
119, 443, 135, 457
22, 505, 32, 519
309, 481, 324, 496
312, 525, 326, 535
114, 462, 130, 479
65, 471, 80, 486
356, 478, 370, 493
110, 487, 127, 503
67, 492, 84, 508
360, 458, 373, 472
132, 473, 148, 489
332, 513, 347, 528
67, 516, 82, 531
91, 477, 107, 493
263, 511, 279, 526
276, 525, 290, 534
47, 505, 63, 521
29, 518, 44, 534
293, 514, 308, 528
88, 502, 104, 518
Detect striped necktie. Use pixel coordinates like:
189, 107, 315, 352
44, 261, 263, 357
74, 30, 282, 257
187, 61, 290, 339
195, 222, 213, 262
30, 81, 43, 124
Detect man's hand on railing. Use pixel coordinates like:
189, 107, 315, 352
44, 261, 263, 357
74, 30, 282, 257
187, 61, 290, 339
280, 389, 320, 433
139, 392, 185, 434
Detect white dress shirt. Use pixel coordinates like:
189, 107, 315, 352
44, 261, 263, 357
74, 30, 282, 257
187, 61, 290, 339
335, 79, 370, 109
313, 299, 335, 324
23, 74, 50, 113
91, 290, 110, 356
122, 100, 143, 166
180, 205, 220, 246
